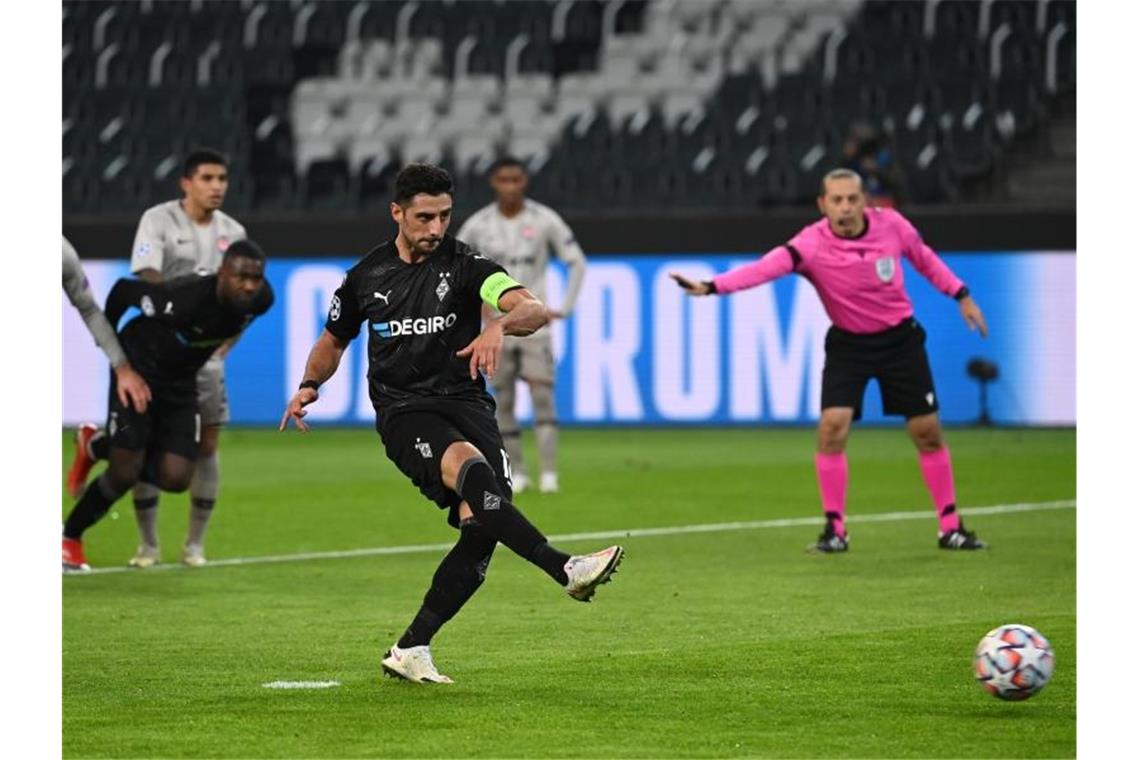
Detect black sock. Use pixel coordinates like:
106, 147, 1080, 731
90, 432, 110, 461
531, 542, 570, 586
456, 458, 569, 584
398, 521, 497, 648
63, 474, 124, 540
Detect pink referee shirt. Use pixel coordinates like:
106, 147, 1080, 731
712, 207, 964, 334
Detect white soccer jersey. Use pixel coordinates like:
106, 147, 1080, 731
130, 200, 247, 280
456, 199, 586, 314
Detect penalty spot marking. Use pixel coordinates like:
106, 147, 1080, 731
76, 499, 1075, 576
263, 680, 340, 690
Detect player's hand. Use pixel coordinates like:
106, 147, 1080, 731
114, 363, 152, 414
457, 320, 504, 379
279, 388, 319, 432
670, 272, 712, 296
959, 296, 989, 338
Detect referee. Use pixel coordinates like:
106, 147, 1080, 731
674, 168, 990, 552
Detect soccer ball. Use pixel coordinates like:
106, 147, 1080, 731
973, 624, 1055, 701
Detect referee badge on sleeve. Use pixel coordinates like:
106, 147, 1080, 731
329, 295, 341, 321
874, 257, 896, 282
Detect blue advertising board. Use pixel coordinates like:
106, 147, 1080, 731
63, 252, 1075, 427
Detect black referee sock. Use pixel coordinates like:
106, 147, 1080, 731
398, 521, 498, 648
457, 458, 570, 584
64, 474, 124, 540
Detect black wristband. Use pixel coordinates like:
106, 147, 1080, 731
704, 280, 718, 294
299, 379, 321, 392
953, 286, 970, 301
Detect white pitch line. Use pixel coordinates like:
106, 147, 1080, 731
262, 680, 340, 690
75, 499, 1075, 577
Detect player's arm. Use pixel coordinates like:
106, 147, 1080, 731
545, 211, 586, 318
671, 244, 798, 296
457, 272, 547, 379
103, 277, 176, 328
896, 214, 988, 338
279, 329, 351, 432
63, 240, 152, 412
281, 276, 362, 432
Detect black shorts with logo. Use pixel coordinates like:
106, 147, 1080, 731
376, 395, 513, 527
821, 317, 939, 421
106, 371, 200, 460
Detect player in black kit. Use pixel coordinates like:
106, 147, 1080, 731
62, 241, 274, 573
280, 164, 623, 684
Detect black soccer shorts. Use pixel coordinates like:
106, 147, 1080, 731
106, 371, 200, 461
820, 317, 939, 421
376, 396, 513, 527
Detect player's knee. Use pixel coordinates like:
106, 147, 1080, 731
156, 463, 194, 493
818, 416, 850, 450
908, 415, 943, 451
106, 452, 144, 492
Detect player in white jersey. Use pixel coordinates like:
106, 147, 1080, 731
455, 158, 587, 493
69, 149, 246, 568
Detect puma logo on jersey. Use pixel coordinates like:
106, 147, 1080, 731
374, 290, 392, 305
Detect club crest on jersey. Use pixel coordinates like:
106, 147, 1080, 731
218, 237, 230, 252
874, 257, 896, 283
415, 438, 433, 459
436, 272, 450, 301
521, 225, 538, 240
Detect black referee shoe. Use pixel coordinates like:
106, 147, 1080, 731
809, 524, 849, 553
938, 523, 988, 550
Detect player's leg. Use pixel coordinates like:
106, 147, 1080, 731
523, 334, 559, 493
442, 440, 622, 599
491, 343, 528, 491
129, 480, 162, 567
881, 320, 985, 549
185, 359, 227, 566
384, 514, 498, 683
64, 388, 153, 571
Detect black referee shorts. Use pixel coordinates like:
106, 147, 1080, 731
821, 317, 939, 421
106, 371, 200, 461
376, 396, 513, 527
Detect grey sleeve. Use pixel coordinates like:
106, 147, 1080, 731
544, 209, 587, 315
63, 238, 128, 368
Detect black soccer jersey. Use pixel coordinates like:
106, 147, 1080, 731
325, 236, 522, 408
104, 274, 274, 397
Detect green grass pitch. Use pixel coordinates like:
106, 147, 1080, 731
63, 426, 1075, 758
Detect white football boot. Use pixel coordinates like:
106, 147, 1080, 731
128, 544, 161, 568
381, 644, 454, 684
564, 545, 624, 602
182, 543, 208, 567
539, 472, 560, 493
512, 473, 531, 494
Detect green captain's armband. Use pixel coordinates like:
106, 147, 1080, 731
479, 272, 523, 311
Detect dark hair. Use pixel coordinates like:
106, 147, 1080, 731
223, 238, 267, 263
393, 163, 454, 205
183, 148, 229, 178
489, 156, 526, 176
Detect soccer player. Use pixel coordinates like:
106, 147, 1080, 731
672, 168, 990, 552
62, 241, 274, 573
62, 236, 151, 428
455, 157, 587, 493
68, 149, 247, 568
280, 164, 622, 684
